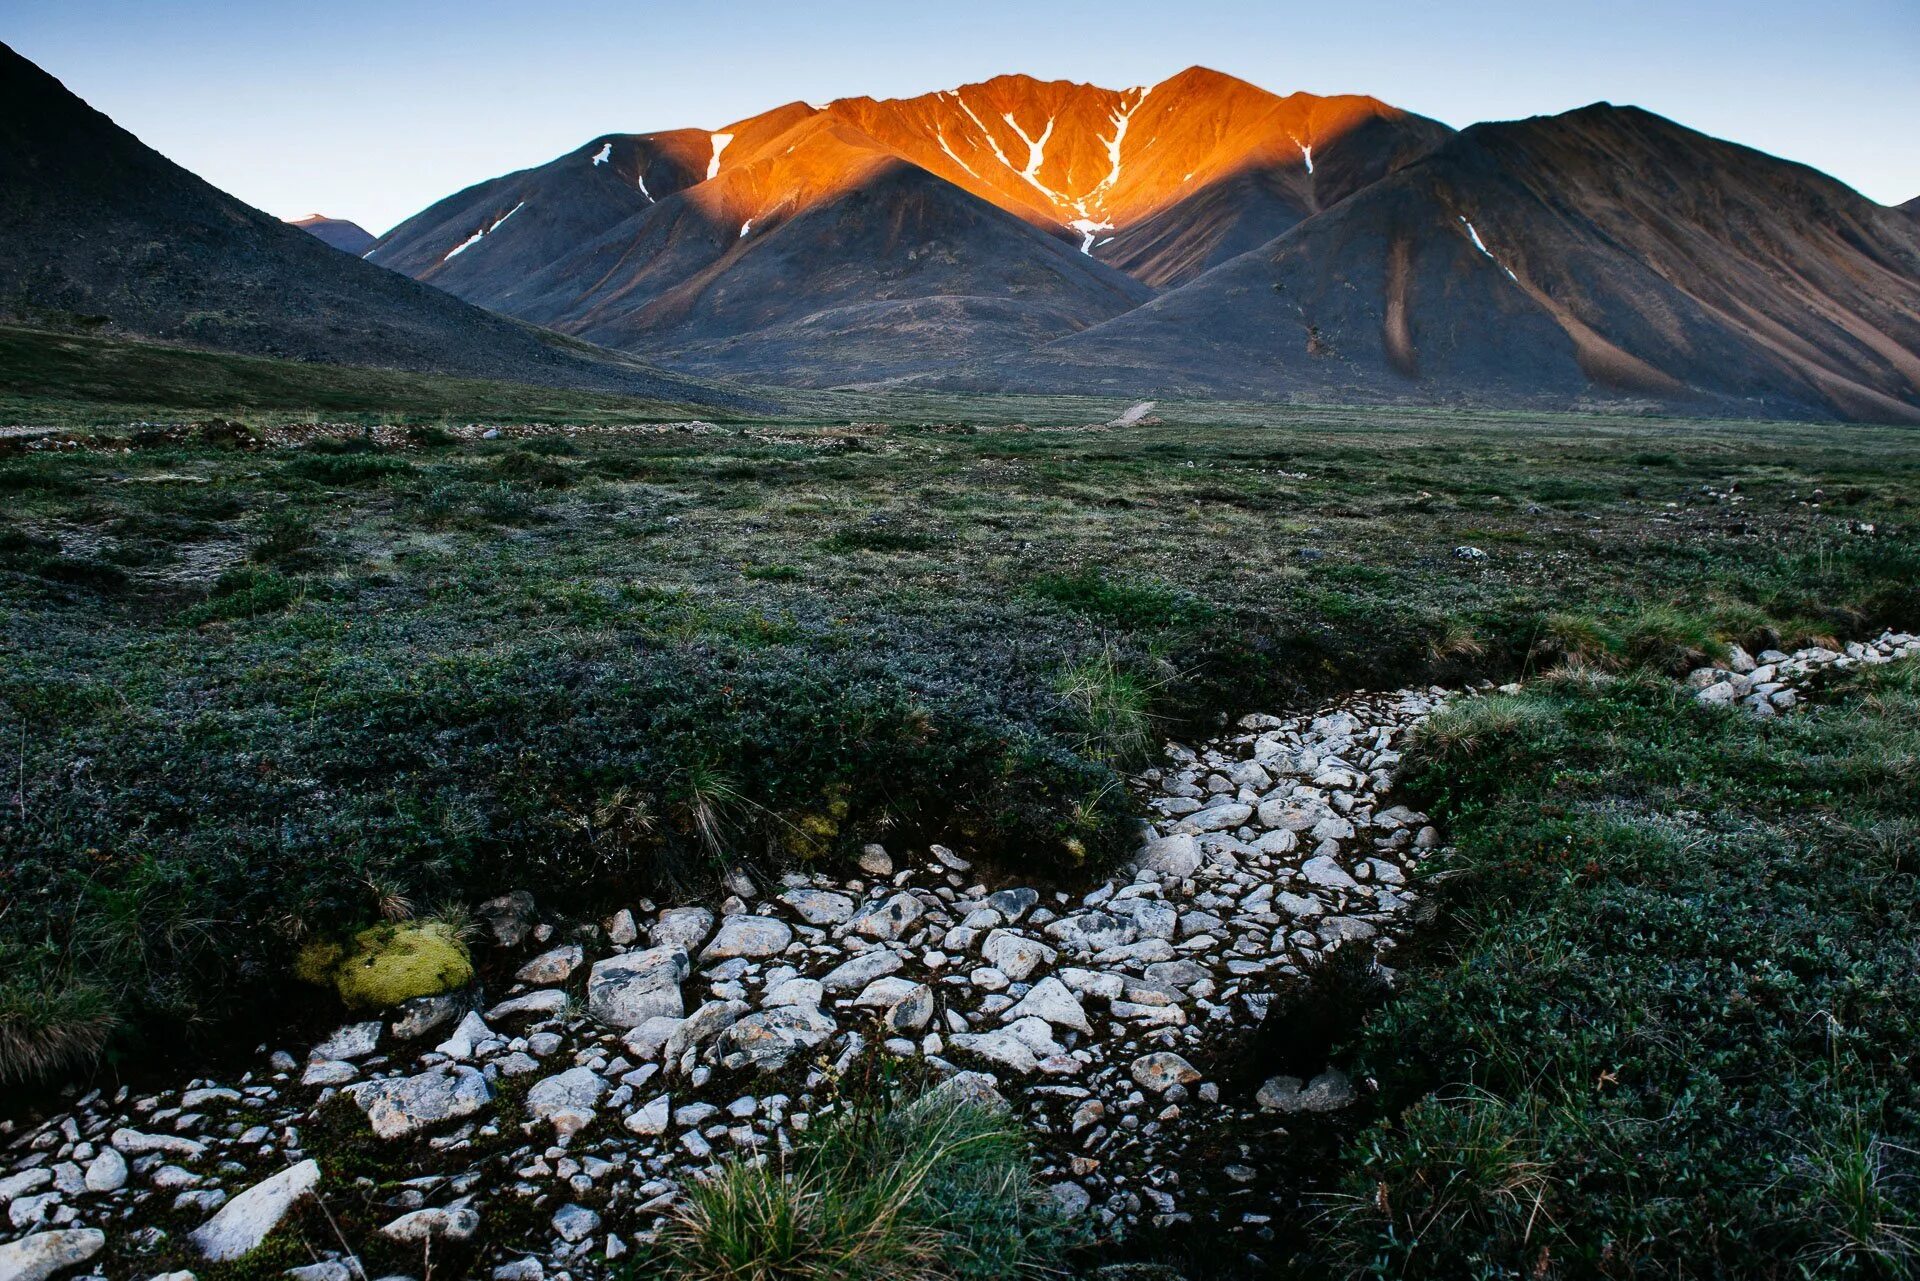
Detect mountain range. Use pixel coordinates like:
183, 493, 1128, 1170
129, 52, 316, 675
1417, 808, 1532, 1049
3, 41, 1916, 422
0, 42, 748, 409
363, 68, 1920, 420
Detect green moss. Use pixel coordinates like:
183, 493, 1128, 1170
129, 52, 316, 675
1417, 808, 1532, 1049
305, 922, 473, 1010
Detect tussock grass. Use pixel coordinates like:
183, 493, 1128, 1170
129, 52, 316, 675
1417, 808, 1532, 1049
648, 1084, 1069, 1281
0, 970, 118, 1082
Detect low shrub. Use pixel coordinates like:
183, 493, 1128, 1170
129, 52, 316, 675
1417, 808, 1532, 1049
1309, 666, 1920, 1278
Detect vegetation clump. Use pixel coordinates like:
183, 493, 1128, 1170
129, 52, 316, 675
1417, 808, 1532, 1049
647, 1080, 1071, 1280
1300, 661, 1920, 1277
295, 920, 474, 1010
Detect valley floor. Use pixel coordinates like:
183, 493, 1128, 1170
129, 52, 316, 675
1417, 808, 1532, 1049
2, 405, 1917, 1278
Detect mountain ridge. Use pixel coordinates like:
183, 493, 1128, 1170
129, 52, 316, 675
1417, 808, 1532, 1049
937, 103, 1920, 422
0, 42, 749, 409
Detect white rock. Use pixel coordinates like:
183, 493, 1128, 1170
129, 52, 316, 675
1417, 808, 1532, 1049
515, 944, 583, 985
624, 1094, 671, 1136
1001, 977, 1090, 1034
586, 945, 689, 1027
651, 907, 715, 953
349, 1065, 492, 1139
779, 888, 856, 926
435, 1010, 492, 1060
0, 1230, 106, 1281
700, 915, 793, 961
980, 930, 1056, 982
310, 1021, 381, 1061
527, 1066, 608, 1137
818, 950, 903, 992
848, 892, 925, 941
380, 1206, 480, 1243
189, 1160, 321, 1261
83, 1148, 127, 1194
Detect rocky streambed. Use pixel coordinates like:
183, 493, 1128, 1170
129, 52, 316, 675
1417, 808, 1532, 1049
5, 632, 1915, 1281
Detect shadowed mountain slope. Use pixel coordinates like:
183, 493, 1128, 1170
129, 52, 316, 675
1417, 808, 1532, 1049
0, 43, 746, 407
943, 105, 1920, 423
289, 214, 375, 256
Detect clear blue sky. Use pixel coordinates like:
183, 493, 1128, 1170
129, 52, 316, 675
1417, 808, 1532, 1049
9, 0, 1918, 235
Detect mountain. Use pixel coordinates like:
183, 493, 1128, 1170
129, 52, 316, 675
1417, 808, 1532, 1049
368, 70, 1445, 384
288, 214, 376, 256
939, 105, 1920, 423
1901, 196, 1920, 220
0, 43, 746, 408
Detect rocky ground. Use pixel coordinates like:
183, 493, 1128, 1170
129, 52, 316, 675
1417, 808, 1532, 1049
4, 631, 1915, 1281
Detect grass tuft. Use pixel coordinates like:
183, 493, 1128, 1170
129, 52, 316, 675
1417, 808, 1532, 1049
648, 1082, 1069, 1281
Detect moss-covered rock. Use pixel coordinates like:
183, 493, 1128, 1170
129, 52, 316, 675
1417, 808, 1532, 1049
296, 922, 473, 1010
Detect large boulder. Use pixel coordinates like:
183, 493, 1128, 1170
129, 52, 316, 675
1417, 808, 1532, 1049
189, 1160, 321, 1260
586, 946, 689, 1028
0, 1230, 105, 1281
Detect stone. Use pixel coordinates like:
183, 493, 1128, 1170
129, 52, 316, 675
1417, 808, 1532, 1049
514, 944, 583, 986
885, 984, 935, 1033
984, 888, 1039, 921
622, 1015, 685, 1061
110, 1129, 206, 1159
699, 915, 792, 962
1256, 1069, 1355, 1114
301, 1060, 358, 1087
350, 1066, 492, 1139
856, 844, 894, 877
1130, 1052, 1201, 1093
720, 1006, 838, 1071
189, 1160, 321, 1261
950, 1030, 1040, 1074
1178, 802, 1253, 833
586, 946, 689, 1028
1135, 833, 1201, 880
651, 907, 716, 954
286, 1262, 355, 1281
854, 978, 933, 1032
1299, 856, 1360, 892
0, 1230, 106, 1281
779, 888, 856, 926
83, 1148, 127, 1194
494, 1261, 544, 1281
763, 977, 824, 1009
1001, 977, 1090, 1034
476, 891, 537, 948
310, 1021, 381, 1061
486, 989, 568, 1022
380, 1207, 480, 1243
1045, 912, 1135, 953
980, 930, 1056, 982
389, 992, 467, 1040
1048, 1182, 1091, 1218
624, 1094, 671, 1136
550, 1203, 601, 1244
848, 892, 926, 941
527, 1067, 608, 1137
818, 950, 903, 992
930, 844, 972, 871
435, 1010, 493, 1060
607, 908, 639, 946
664, 1000, 750, 1064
